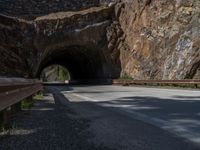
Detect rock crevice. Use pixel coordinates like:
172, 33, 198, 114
0, 0, 199, 79
113, 0, 200, 79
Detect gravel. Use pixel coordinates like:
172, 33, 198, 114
0, 85, 199, 150
0, 90, 113, 150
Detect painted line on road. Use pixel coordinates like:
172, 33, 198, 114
65, 93, 169, 128
73, 93, 100, 102
106, 105, 200, 146
69, 93, 100, 102
59, 90, 200, 146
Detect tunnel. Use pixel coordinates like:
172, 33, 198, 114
0, 4, 121, 80
36, 45, 114, 81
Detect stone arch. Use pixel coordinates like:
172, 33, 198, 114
36, 45, 113, 80
0, 4, 121, 80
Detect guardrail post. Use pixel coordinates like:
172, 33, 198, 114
0, 107, 11, 130
11, 102, 21, 112
26, 95, 34, 108
27, 95, 33, 102
3, 108, 10, 129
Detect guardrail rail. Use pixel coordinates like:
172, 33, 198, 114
113, 79, 200, 88
0, 78, 43, 112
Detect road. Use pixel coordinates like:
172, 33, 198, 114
0, 85, 200, 150
49, 85, 200, 149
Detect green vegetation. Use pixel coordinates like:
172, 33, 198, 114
58, 66, 70, 81
41, 65, 70, 82
121, 73, 133, 80
21, 99, 34, 109
0, 92, 44, 132
21, 92, 43, 109
33, 92, 44, 100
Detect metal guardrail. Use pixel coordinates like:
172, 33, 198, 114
0, 78, 43, 111
113, 79, 200, 88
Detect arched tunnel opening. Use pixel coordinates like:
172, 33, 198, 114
40, 64, 71, 82
36, 45, 118, 83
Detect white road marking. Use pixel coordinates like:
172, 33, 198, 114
65, 91, 200, 146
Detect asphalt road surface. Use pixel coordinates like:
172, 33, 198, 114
50, 85, 200, 149
0, 85, 200, 150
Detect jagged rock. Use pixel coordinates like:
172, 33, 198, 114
114, 0, 200, 79
0, 0, 199, 80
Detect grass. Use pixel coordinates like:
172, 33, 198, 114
33, 92, 44, 100
0, 92, 44, 132
21, 92, 44, 109
21, 99, 34, 109
120, 73, 133, 80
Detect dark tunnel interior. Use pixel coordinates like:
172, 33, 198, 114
37, 45, 117, 80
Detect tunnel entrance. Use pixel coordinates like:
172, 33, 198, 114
0, 4, 122, 80
36, 45, 117, 83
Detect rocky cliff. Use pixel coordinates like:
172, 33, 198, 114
111, 0, 200, 79
0, 0, 199, 79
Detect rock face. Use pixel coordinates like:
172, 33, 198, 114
0, 15, 36, 77
0, 0, 104, 20
113, 0, 200, 79
0, 4, 119, 79
0, 0, 199, 79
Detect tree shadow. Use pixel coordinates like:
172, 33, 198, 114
0, 85, 200, 150
94, 95, 200, 141
0, 87, 113, 150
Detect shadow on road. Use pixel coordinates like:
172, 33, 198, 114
1, 85, 199, 150
0, 86, 113, 150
